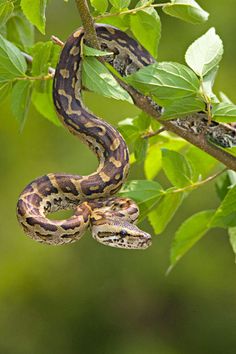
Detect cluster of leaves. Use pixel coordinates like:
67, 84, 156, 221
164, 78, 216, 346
91, 1, 236, 123
82, 1, 236, 269
117, 106, 236, 270
0, 0, 60, 129
1, 0, 236, 269
125, 28, 236, 123
91, 0, 210, 55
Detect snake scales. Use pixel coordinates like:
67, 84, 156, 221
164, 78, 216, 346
16, 24, 154, 249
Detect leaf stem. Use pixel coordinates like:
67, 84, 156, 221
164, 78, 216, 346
170, 168, 227, 194
200, 78, 213, 124
15, 74, 53, 82
95, 2, 169, 20
142, 127, 166, 139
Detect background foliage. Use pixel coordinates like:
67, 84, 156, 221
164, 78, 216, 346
1, 0, 236, 353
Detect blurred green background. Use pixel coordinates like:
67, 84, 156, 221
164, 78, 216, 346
1, 1, 236, 353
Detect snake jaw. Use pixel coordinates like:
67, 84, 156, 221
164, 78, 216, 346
91, 219, 152, 250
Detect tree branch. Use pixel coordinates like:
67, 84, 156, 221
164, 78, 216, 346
75, 0, 236, 171
75, 0, 100, 48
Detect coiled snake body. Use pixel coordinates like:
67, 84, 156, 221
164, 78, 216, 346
17, 24, 153, 249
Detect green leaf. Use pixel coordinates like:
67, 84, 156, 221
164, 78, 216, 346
185, 28, 224, 77
162, 149, 193, 187
0, 34, 27, 81
20, 0, 47, 34
0, 0, 14, 27
215, 171, 236, 201
90, 0, 108, 13
83, 44, 113, 57
163, 0, 209, 24
119, 179, 163, 203
210, 185, 236, 228
130, 8, 161, 58
6, 11, 34, 49
228, 227, 236, 262
82, 56, 132, 103
118, 113, 152, 162
31, 41, 59, 77
144, 136, 187, 180
145, 143, 162, 180
0, 80, 11, 101
150, 118, 161, 133
201, 66, 219, 100
126, 62, 200, 100
133, 111, 151, 131
32, 80, 61, 126
219, 92, 234, 104
11, 80, 33, 130
118, 118, 140, 144
148, 190, 184, 235
119, 112, 155, 163
122, 112, 151, 131
134, 137, 148, 162
169, 210, 215, 270
186, 145, 218, 181
97, 13, 129, 31
228, 170, 236, 186
212, 102, 236, 123
118, 112, 152, 147
161, 97, 205, 120
109, 0, 130, 9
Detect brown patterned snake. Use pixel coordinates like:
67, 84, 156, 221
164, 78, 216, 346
16, 24, 154, 249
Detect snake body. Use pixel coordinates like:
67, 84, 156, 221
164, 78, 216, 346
16, 24, 154, 249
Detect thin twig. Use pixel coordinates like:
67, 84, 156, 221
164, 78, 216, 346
95, 2, 169, 20
171, 168, 228, 194
139, 167, 227, 224
51, 35, 64, 47
142, 127, 166, 139
15, 74, 53, 81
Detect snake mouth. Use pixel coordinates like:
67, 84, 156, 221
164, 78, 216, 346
141, 236, 152, 249
139, 233, 152, 249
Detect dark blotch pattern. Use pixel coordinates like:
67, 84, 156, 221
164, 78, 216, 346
37, 175, 58, 197
26, 217, 58, 232
55, 175, 80, 196
17, 199, 27, 217
25, 193, 42, 207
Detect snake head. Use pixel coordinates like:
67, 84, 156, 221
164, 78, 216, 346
91, 219, 152, 250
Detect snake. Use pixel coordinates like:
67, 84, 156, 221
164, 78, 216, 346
16, 24, 154, 249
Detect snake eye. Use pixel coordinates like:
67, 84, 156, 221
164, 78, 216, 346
120, 230, 128, 238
